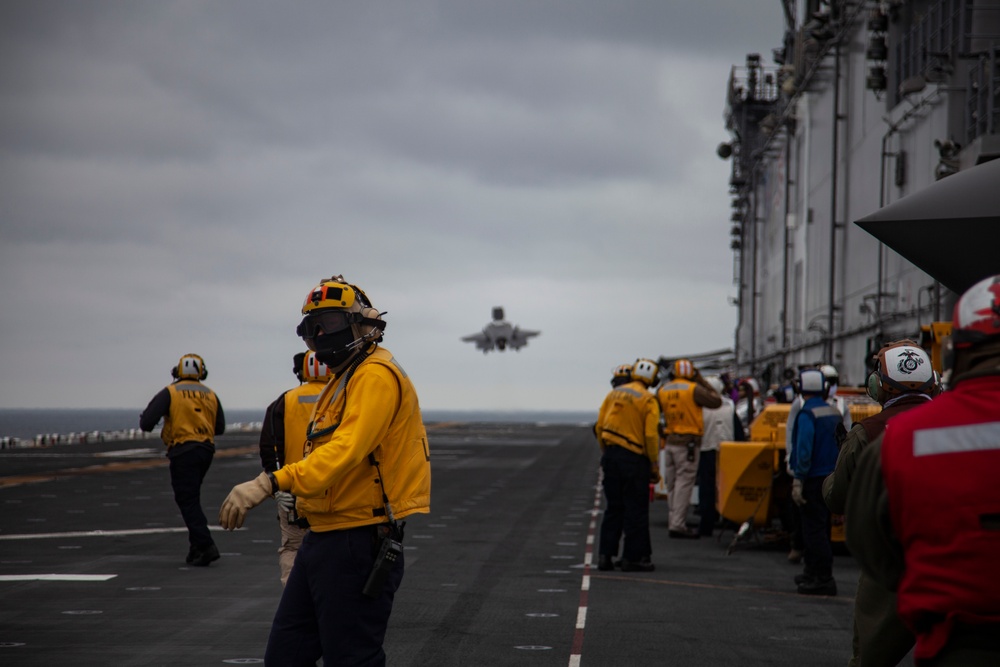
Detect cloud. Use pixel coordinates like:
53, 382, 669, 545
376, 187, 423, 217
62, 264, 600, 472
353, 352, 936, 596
0, 1, 779, 411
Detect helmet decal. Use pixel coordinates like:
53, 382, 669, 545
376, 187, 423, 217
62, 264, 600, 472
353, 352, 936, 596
175, 353, 207, 380
301, 278, 357, 315
302, 351, 331, 382
895, 348, 925, 375
673, 359, 694, 379
632, 358, 658, 386
953, 275, 1000, 346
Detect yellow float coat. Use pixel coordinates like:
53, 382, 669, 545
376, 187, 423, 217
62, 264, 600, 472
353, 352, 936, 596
273, 347, 431, 532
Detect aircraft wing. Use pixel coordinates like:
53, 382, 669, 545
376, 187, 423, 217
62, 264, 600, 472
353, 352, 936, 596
461, 332, 493, 352
509, 328, 540, 350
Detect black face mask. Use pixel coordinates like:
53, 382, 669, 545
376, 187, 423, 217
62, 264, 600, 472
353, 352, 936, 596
311, 328, 358, 368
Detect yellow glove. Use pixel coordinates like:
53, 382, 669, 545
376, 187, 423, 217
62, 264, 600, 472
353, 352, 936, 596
219, 471, 273, 530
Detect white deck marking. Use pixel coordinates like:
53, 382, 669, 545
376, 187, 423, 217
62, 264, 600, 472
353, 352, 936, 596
0, 574, 117, 581
0, 526, 229, 540
569, 466, 602, 666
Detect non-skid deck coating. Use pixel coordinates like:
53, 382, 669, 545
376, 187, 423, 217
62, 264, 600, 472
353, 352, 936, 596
0, 422, 883, 666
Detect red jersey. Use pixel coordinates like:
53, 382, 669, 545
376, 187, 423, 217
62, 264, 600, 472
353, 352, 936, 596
880, 375, 1000, 661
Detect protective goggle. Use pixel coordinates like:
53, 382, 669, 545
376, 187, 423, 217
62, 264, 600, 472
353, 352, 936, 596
296, 310, 362, 339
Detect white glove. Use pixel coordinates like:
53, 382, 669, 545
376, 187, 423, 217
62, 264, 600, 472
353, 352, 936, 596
219, 471, 273, 530
791, 478, 806, 506
274, 490, 296, 513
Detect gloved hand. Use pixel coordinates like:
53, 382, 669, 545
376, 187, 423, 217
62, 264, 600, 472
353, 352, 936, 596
219, 471, 273, 530
274, 490, 296, 513
791, 478, 806, 506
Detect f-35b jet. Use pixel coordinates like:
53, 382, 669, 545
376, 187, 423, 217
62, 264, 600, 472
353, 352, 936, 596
461, 307, 540, 353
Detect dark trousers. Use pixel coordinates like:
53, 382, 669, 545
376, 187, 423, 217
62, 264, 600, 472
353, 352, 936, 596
265, 525, 404, 667
168, 446, 215, 549
774, 456, 804, 551
599, 446, 651, 562
798, 476, 832, 579
697, 449, 718, 536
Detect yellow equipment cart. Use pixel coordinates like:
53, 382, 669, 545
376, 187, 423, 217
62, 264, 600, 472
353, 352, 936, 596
717, 393, 880, 544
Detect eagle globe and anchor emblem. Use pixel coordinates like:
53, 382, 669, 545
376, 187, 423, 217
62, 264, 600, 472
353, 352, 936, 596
896, 349, 925, 375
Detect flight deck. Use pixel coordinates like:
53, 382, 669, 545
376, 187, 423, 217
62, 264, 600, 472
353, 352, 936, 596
0, 422, 873, 666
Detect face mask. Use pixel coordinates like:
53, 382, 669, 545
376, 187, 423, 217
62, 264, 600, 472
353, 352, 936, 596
311, 328, 359, 369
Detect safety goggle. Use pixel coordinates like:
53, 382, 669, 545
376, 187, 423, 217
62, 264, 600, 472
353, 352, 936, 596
296, 311, 361, 339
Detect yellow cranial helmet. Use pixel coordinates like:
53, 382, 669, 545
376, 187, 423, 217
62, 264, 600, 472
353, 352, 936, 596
301, 350, 332, 382
296, 275, 386, 370
301, 278, 359, 315
612, 364, 633, 380
631, 358, 659, 386
672, 359, 695, 379
173, 353, 207, 381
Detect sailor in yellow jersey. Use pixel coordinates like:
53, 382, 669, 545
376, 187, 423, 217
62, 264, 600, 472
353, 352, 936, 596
219, 275, 431, 666
257, 351, 331, 586
140, 353, 226, 567
657, 359, 721, 539
595, 358, 661, 572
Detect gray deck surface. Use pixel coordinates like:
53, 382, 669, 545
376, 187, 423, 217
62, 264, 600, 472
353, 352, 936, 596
0, 422, 901, 666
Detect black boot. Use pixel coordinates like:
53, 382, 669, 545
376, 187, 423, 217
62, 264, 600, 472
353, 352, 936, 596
619, 558, 655, 572
191, 543, 220, 567
797, 576, 836, 596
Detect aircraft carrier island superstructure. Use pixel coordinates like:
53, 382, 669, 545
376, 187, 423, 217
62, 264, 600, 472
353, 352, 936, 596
720, 0, 1000, 388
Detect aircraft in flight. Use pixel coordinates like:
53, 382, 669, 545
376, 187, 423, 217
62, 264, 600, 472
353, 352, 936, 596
461, 307, 540, 353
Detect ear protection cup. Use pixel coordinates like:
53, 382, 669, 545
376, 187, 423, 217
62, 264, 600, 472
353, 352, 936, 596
866, 371, 881, 402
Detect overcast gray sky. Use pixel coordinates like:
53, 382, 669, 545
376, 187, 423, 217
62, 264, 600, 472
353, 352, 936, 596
0, 1, 783, 412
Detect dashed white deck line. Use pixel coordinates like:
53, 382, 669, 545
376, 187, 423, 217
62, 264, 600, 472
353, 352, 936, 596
569, 466, 603, 667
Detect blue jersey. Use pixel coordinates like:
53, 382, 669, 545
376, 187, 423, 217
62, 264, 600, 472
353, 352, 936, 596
789, 395, 841, 479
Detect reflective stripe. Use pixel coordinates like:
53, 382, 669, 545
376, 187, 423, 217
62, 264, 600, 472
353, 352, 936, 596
809, 405, 842, 419
661, 382, 688, 392
174, 383, 209, 394
614, 387, 644, 399
297, 394, 320, 404
913, 421, 1000, 457
389, 357, 408, 378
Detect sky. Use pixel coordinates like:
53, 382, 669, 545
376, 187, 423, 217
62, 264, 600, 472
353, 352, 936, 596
0, 1, 784, 413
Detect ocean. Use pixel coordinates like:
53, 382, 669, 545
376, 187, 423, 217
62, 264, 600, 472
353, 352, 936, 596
0, 408, 597, 443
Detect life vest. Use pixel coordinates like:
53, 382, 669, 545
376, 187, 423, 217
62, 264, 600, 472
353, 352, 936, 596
596, 381, 659, 460
789, 396, 841, 478
281, 381, 325, 466
880, 375, 1000, 662
161, 381, 218, 448
275, 347, 431, 532
658, 379, 704, 437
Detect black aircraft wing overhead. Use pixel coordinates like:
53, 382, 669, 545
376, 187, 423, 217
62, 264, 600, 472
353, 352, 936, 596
854, 157, 1000, 295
